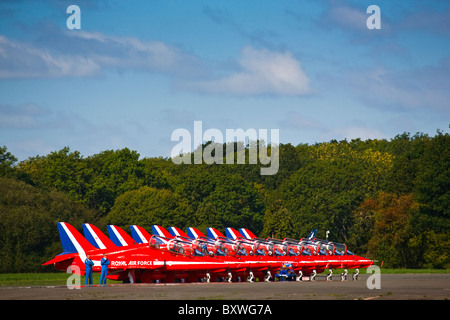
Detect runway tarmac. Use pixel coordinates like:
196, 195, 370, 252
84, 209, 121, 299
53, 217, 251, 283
0, 273, 448, 301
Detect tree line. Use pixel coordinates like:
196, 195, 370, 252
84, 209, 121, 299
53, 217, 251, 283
0, 130, 448, 272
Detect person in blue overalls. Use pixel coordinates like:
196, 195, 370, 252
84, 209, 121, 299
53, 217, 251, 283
84, 254, 94, 286
100, 253, 109, 285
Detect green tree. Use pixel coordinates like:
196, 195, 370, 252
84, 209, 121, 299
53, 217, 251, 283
173, 165, 219, 213
140, 157, 175, 190
414, 130, 449, 220
107, 186, 194, 230
418, 231, 449, 269
385, 132, 426, 195
363, 192, 419, 268
17, 147, 89, 203
261, 143, 303, 190
194, 174, 266, 235
0, 177, 98, 273
278, 140, 394, 242
2, 128, 448, 271
348, 198, 376, 255
260, 200, 294, 239
84, 148, 144, 214
0, 146, 17, 177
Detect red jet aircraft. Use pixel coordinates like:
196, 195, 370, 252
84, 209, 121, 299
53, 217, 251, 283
43, 222, 373, 283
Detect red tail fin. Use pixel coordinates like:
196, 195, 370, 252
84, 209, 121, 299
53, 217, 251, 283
239, 228, 257, 239
168, 226, 189, 238
186, 227, 205, 239
83, 223, 117, 249
206, 228, 225, 239
107, 225, 136, 246
151, 225, 173, 238
130, 225, 152, 244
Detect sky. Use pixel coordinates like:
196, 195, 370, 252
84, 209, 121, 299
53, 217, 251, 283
0, 0, 449, 161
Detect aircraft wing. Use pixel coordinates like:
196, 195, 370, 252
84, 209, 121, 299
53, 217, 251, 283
42, 252, 77, 265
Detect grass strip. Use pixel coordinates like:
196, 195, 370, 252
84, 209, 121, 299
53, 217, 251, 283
1, 269, 448, 287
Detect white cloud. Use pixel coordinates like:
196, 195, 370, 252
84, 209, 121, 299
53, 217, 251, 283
0, 31, 204, 79
66, 31, 205, 77
326, 5, 368, 32
344, 60, 450, 114
181, 46, 312, 96
0, 35, 100, 79
319, 0, 392, 37
0, 31, 311, 97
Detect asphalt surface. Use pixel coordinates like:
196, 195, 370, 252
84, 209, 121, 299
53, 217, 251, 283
0, 273, 448, 300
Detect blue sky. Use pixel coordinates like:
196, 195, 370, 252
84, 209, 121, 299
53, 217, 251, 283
0, 0, 449, 161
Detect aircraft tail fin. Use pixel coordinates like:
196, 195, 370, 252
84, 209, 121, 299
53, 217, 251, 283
239, 228, 257, 239
225, 227, 243, 240
206, 227, 224, 239
307, 229, 318, 240
186, 227, 205, 239
169, 226, 188, 238
151, 225, 173, 238
107, 225, 136, 246
82, 223, 116, 249
130, 225, 152, 244
57, 222, 96, 256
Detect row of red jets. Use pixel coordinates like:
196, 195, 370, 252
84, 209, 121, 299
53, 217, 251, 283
43, 222, 373, 283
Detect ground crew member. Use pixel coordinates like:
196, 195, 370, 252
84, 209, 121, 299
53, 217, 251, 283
84, 254, 94, 285
100, 253, 109, 285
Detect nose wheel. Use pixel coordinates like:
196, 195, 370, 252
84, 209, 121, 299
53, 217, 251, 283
352, 269, 359, 280
264, 270, 272, 282
326, 269, 333, 281
310, 269, 317, 281
247, 271, 255, 282
341, 269, 348, 281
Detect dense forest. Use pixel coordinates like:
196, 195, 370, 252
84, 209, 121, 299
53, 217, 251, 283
0, 130, 449, 273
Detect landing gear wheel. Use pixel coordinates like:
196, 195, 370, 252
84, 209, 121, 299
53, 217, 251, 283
327, 269, 333, 281
352, 269, 359, 281
247, 271, 254, 282
341, 269, 348, 281
310, 270, 317, 281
